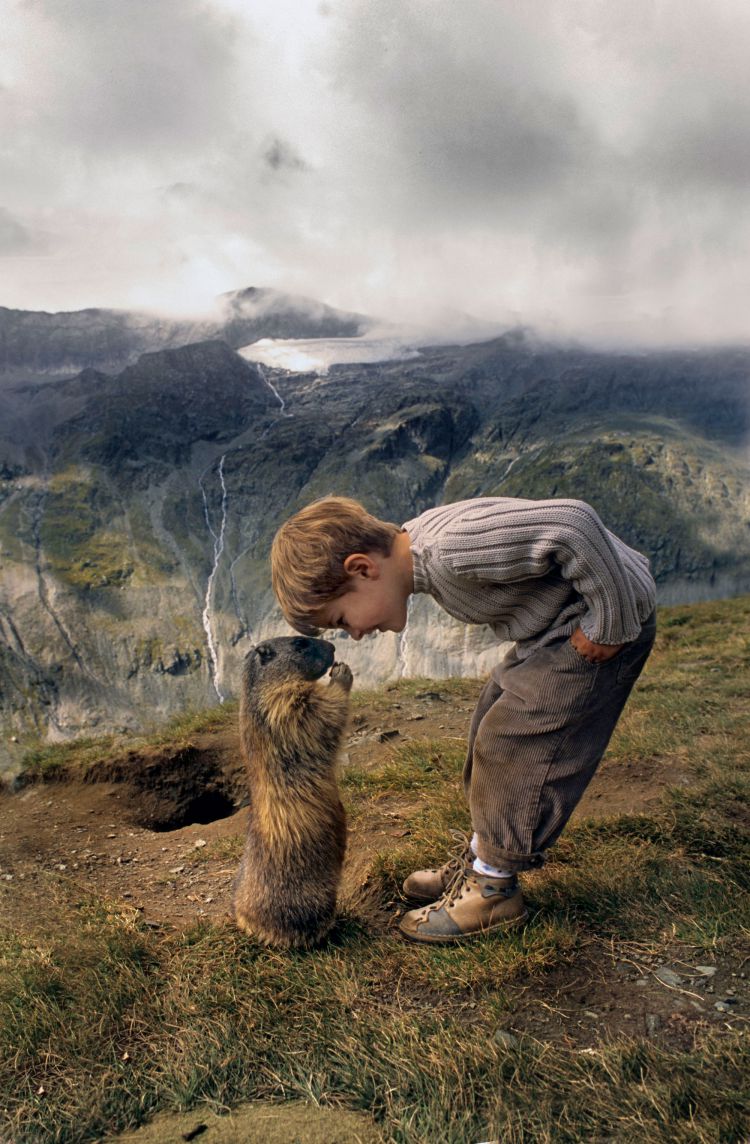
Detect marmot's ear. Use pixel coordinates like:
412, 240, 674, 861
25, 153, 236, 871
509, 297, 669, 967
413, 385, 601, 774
255, 643, 276, 665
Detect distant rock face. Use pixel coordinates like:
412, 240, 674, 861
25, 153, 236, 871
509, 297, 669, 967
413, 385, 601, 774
0, 325, 748, 765
0, 287, 367, 382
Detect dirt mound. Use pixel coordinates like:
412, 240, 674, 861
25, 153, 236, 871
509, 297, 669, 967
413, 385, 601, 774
111, 1100, 383, 1143
82, 734, 247, 832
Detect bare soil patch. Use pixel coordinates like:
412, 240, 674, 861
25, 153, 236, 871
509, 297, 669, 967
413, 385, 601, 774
1, 684, 722, 1068
0, 688, 687, 933
109, 1099, 383, 1143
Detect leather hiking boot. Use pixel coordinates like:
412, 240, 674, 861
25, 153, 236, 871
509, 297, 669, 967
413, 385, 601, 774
402, 831, 475, 904
398, 868, 528, 944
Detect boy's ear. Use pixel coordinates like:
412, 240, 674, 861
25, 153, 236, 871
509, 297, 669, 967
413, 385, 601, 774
343, 552, 379, 578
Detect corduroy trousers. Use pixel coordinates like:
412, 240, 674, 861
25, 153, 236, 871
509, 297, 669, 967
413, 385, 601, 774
464, 612, 657, 873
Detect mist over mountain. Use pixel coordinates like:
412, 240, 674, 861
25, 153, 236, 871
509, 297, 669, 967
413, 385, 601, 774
0, 302, 748, 770
0, 287, 367, 382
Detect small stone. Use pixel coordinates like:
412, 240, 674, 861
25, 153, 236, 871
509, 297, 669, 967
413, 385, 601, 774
584, 1010, 598, 1019
170, 865, 185, 875
645, 1014, 660, 1036
378, 729, 400, 742
695, 965, 718, 977
108, 833, 116, 838
715, 1002, 729, 1013
654, 967, 682, 987
194, 839, 207, 849
635, 977, 648, 987
494, 1029, 519, 1049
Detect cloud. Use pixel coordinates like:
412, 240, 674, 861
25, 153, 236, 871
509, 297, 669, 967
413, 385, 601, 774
262, 137, 308, 174
10, 0, 241, 155
0, 207, 34, 254
0, 0, 749, 345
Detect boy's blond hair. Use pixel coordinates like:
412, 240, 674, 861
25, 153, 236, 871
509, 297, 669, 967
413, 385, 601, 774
271, 496, 400, 634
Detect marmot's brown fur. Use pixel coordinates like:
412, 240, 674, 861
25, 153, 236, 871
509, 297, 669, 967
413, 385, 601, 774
232, 635, 352, 948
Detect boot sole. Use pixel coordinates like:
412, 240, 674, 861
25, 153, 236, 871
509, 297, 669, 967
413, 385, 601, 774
398, 909, 529, 944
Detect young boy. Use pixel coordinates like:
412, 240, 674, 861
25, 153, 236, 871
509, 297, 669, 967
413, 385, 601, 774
271, 495, 656, 944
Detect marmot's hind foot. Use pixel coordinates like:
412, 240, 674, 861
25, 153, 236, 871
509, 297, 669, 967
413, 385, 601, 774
233, 910, 334, 950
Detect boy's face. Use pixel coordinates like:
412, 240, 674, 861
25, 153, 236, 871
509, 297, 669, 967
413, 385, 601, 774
311, 550, 409, 640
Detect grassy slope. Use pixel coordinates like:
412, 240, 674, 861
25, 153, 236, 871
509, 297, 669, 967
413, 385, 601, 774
1, 597, 749, 1144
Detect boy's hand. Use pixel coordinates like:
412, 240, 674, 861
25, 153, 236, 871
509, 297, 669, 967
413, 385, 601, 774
570, 628, 624, 663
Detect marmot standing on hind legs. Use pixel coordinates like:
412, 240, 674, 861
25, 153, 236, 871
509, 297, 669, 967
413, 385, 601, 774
232, 635, 352, 949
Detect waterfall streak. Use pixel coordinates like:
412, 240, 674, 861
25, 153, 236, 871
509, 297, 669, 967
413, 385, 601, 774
398, 596, 414, 679
200, 455, 228, 702
257, 364, 290, 415
499, 455, 519, 483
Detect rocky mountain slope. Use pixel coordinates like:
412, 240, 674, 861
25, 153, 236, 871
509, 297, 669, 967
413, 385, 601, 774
0, 325, 748, 766
0, 287, 366, 382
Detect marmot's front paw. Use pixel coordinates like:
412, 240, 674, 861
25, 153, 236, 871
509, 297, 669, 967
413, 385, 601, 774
330, 661, 353, 691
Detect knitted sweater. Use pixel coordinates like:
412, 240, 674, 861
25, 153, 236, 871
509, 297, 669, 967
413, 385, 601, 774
402, 498, 656, 658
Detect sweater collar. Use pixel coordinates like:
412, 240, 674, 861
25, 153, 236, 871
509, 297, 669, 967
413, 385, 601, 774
403, 520, 430, 594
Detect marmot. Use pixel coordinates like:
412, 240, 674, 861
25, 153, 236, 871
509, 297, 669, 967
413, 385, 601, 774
232, 635, 353, 948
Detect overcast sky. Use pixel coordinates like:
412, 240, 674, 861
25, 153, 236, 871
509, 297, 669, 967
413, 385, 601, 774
2, 0, 749, 345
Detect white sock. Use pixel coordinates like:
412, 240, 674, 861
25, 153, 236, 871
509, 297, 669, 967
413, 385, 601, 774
471, 832, 514, 879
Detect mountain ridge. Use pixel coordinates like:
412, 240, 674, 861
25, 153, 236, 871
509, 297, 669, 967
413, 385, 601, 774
0, 287, 368, 382
0, 319, 748, 766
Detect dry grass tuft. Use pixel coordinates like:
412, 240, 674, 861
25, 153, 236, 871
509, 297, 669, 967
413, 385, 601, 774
1, 597, 749, 1142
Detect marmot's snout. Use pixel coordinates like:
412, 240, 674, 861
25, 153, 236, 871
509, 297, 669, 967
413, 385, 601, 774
248, 635, 335, 682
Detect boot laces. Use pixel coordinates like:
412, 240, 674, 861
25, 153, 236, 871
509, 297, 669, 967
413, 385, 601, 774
423, 860, 474, 919
442, 828, 473, 878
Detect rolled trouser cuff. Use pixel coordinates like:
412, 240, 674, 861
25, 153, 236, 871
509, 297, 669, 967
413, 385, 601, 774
474, 840, 547, 874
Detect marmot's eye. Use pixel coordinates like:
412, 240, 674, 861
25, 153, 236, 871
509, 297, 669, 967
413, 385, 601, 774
256, 645, 275, 664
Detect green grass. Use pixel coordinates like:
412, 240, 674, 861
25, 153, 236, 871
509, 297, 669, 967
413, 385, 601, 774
17, 702, 238, 782
2, 597, 749, 1142
35, 465, 177, 591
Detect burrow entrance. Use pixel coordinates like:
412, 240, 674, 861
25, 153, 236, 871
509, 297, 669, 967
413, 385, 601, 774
145, 788, 239, 832
87, 743, 248, 832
